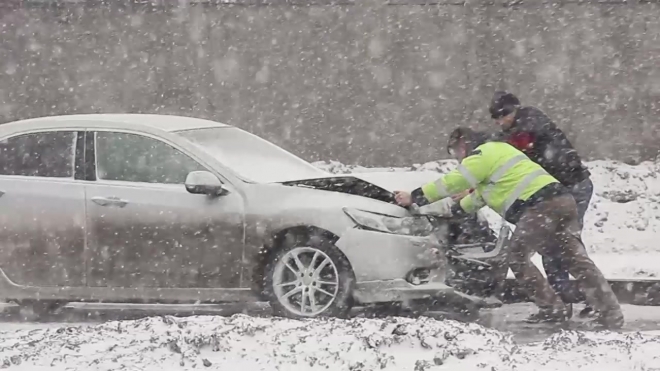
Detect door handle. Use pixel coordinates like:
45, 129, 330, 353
91, 196, 129, 208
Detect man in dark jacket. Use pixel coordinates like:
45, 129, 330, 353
488, 91, 595, 318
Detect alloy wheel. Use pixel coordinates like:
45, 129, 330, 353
272, 246, 340, 316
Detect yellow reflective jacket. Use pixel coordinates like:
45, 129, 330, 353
421, 141, 559, 219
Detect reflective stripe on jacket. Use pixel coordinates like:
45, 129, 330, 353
420, 141, 559, 218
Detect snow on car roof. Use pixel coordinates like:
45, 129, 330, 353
1, 114, 230, 133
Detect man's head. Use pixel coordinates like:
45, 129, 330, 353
447, 127, 487, 161
489, 91, 520, 130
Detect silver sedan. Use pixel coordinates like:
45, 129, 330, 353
0, 114, 486, 318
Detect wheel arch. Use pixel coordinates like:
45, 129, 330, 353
252, 225, 354, 300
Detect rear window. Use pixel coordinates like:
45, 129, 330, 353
0, 131, 76, 178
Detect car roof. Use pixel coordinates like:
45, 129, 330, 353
0, 114, 231, 134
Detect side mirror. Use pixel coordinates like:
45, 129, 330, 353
185, 171, 228, 196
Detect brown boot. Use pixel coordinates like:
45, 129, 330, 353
595, 308, 624, 330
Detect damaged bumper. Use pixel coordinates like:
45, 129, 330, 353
335, 227, 491, 308
352, 279, 495, 309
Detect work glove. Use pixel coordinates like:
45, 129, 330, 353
417, 197, 455, 217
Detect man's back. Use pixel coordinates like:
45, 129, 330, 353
467, 141, 558, 215
496, 106, 590, 187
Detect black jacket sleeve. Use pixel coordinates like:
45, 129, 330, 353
508, 107, 590, 186
450, 202, 467, 217
410, 187, 430, 206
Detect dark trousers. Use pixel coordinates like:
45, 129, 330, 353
542, 177, 594, 302
507, 194, 620, 314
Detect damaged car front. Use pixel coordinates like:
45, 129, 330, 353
249, 174, 495, 318
178, 126, 492, 319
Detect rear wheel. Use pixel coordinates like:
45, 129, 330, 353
263, 237, 355, 319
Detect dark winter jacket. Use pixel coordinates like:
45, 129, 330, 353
492, 106, 591, 187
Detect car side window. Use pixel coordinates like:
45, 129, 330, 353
0, 131, 76, 178
95, 132, 206, 184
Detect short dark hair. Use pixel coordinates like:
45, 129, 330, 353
447, 127, 487, 154
489, 91, 520, 119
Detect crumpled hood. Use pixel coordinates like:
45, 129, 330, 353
349, 171, 440, 193
277, 171, 440, 204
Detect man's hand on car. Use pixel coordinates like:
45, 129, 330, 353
394, 191, 413, 207
451, 189, 471, 202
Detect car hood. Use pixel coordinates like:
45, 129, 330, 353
277, 171, 440, 204
350, 171, 440, 192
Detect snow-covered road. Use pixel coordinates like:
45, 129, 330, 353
3, 301, 660, 341
1, 302, 660, 370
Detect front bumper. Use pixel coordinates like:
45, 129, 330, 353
352, 279, 497, 309
335, 227, 445, 283
335, 227, 492, 307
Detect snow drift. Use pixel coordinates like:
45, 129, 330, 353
2, 314, 660, 371
314, 159, 660, 280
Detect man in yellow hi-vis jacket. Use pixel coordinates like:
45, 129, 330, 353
394, 127, 623, 329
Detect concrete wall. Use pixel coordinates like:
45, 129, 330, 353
0, 1, 659, 166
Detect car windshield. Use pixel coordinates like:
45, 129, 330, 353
176, 127, 329, 183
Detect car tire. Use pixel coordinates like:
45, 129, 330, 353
263, 236, 355, 319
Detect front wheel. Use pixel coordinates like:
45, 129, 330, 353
263, 238, 355, 319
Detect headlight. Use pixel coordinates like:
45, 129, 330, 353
343, 208, 436, 237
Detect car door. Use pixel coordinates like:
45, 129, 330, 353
0, 130, 86, 288
84, 130, 246, 289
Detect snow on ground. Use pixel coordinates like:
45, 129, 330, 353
314, 159, 660, 280
1, 309, 660, 371
0, 314, 660, 371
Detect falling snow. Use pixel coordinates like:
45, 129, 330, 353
0, 1, 659, 370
